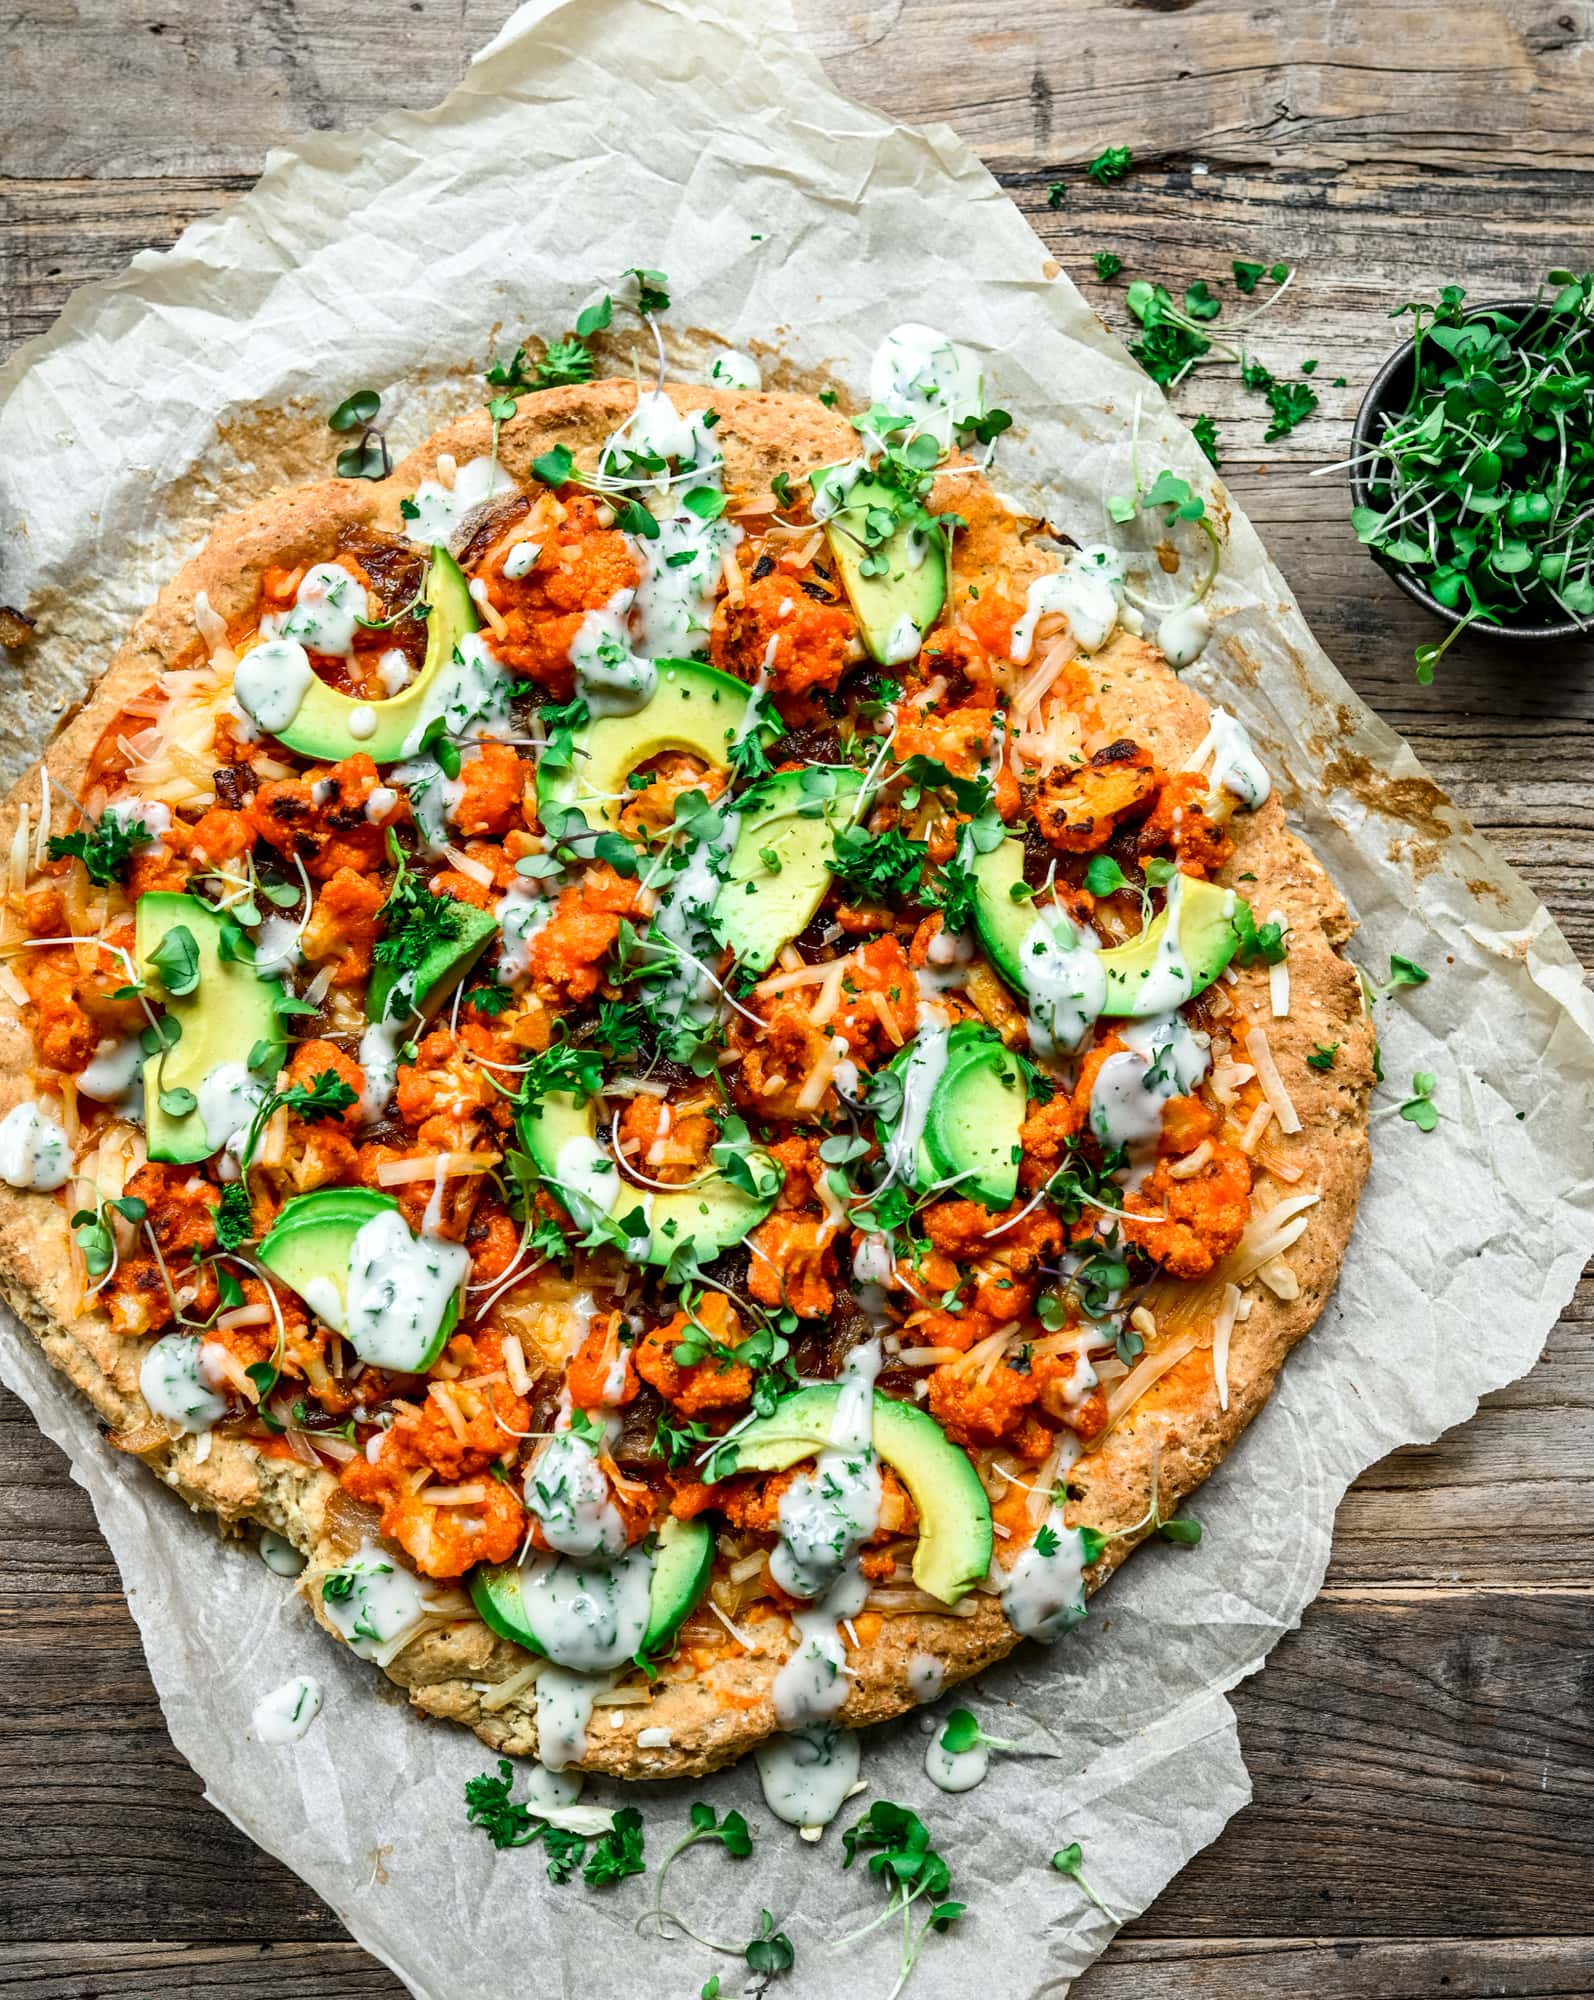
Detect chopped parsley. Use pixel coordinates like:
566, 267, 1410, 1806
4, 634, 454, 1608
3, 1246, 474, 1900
48, 814, 147, 888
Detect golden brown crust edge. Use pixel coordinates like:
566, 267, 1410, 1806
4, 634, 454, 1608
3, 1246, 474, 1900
0, 383, 1374, 1779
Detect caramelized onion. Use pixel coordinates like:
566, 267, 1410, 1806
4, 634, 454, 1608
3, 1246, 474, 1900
324, 1483, 382, 1556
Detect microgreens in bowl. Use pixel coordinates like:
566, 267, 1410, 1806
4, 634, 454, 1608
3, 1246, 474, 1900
1344, 272, 1594, 678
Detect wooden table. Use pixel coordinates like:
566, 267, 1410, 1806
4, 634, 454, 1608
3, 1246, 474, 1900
2, 2, 1591, 1993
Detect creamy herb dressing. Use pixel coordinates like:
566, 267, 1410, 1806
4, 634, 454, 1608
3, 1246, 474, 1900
1133, 873, 1232, 1015
1156, 603, 1212, 669
258, 1529, 306, 1577
102, 797, 171, 844
503, 538, 543, 581
321, 1542, 438, 1660
869, 323, 985, 448
523, 1426, 627, 1560
630, 512, 737, 660
882, 611, 925, 666
772, 1567, 870, 1727
708, 349, 762, 390
771, 1341, 883, 1599
234, 637, 315, 734
924, 1729, 990, 1793
1193, 706, 1272, 809
348, 703, 377, 740
403, 455, 518, 547
77, 1034, 146, 1119
197, 1062, 266, 1154
885, 1014, 949, 1184
646, 807, 742, 1045
494, 880, 553, 980
342, 1209, 469, 1369
534, 1663, 616, 1771
524, 1760, 585, 1809
392, 753, 467, 857
376, 649, 413, 696
613, 390, 723, 481
356, 1018, 406, 1121
569, 600, 659, 717
1021, 911, 1107, 1056
552, 1132, 620, 1230
279, 563, 368, 656
250, 912, 303, 976
397, 630, 511, 759
251, 1674, 323, 1745
1009, 561, 1120, 663
1001, 1504, 1091, 1643
518, 1544, 653, 1671
754, 1721, 862, 1827
906, 1653, 945, 1702
139, 1333, 228, 1432
0, 1102, 70, 1191
916, 923, 973, 997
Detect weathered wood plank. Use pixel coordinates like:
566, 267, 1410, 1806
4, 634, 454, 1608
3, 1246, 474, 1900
0, 1936, 1591, 2000
4, 0, 1593, 181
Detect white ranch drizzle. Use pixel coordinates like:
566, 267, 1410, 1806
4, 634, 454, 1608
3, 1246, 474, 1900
569, 596, 658, 717
278, 562, 369, 657
139, 1333, 228, 1433
76, 1034, 146, 1121
1009, 561, 1120, 663
1020, 910, 1107, 1057
1089, 1010, 1212, 1182
1000, 1506, 1093, 1641
869, 323, 985, 448
905, 1653, 944, 1702
534, 1663, 617, 1772
355, 1018, 406, 1122
234, 638, 315, 734
320, 1542, 438, 1660
503, 538, 543, 581
343, 1209, 469, 1370
258, 1530, 306, 1577
770, 1341, 883, 1728
251, 1675, 323, 1745
403, 454, 517, 547
1189, 706, 1272, 809
645, 804, 742, 1038
397, 630, 512, 759
494, 880, 554, 980
924, 1729, 990, 1793
707, 349, 762, 390
754, 1721, 862, 1828
376, 649, 413, 695
523, 1424, 627, 1560
0, 1102, 70, 1191
884, 1011, 950, 1185
197, 1062, 267, 1155
1157, 603, 1212, 669
517, 1544, 653, 1671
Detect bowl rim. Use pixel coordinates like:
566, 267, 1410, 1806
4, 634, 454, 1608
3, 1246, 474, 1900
1349, 293, 1593, 645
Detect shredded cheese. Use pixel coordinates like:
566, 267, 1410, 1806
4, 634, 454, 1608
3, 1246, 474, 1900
442, 843, 496, 888
1237, 1100, 1275, 1154
754, 955, 844, 997
375, 1151, 501, 1185
1210, 1282, 1241, 1411
1267, 909, 1291, 1016
501, 1332, 533, 1397
481, 1660, 543, 1712
1103, 1328, 1202, 1430
1245, 1026, 1302, 1134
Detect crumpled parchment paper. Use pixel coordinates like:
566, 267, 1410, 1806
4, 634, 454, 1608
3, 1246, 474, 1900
2, 2, 1591, 1994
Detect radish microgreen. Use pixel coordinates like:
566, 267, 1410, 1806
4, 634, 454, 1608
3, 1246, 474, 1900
839, 1801, 964, 2000
1051, 1839, 1120, 1924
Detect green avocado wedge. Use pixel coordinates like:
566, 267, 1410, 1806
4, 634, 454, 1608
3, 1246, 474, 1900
257, 1187, 461, 1370
365, 899, 500, 1028
709, 1386, 992, 1605
135, 891, 283, 1165
469, 1517, 714, 1663
714, 765, 865, 973
516, 1093, 781, 1267
971, 836, 1250, 1020
812, 467, 947, 667
259, 545, 479, 766
923, 1027, 1027, 1209
538, 659, 754, 832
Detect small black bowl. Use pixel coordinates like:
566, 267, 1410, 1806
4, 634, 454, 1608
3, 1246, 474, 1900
1350, 295, 1590, 644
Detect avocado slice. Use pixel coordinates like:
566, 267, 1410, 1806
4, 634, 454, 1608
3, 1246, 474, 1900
972, 836, 1250, 1023
256, 545, 479, 766
366, 899, 501, 1027
470, 1517, 713, 1661
136, 891, 283, 1165
923, 1026, 1027, 1209
257, 1186, 463, 1369
714, 765, 865, 973
539, 659, 754, 833
517, 1093, 780, 1266
812, 467, 947, 667
710, 1386, 992, 1605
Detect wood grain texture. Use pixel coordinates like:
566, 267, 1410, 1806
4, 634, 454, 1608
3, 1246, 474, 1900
1, 0, 1592, 1995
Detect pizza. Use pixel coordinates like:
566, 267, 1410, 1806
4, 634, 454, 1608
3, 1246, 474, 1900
0, 313, 1374, 1804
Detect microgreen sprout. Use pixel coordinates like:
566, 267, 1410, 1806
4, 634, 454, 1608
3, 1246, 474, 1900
1051, 1840, 1121, 1925
1331, 273, 1594, 673
839, 1801, 965, 2000
1372, 1070, 1441, 1132
937, 1706, 1066, 1761
638, 1801, 754, 1952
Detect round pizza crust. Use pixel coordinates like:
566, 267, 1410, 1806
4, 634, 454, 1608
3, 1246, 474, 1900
0, 381, 1375, 1777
